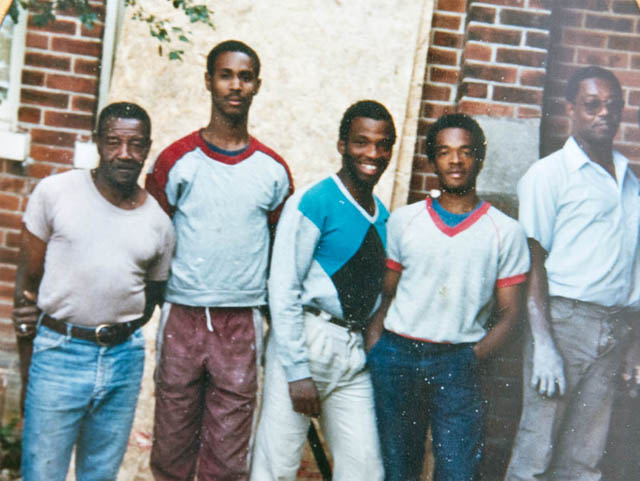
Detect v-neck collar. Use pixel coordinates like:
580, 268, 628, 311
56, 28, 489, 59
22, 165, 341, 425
331, 174, 379, 222
425, 197, 489, 237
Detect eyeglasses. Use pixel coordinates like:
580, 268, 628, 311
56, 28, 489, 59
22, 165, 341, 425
580, 98, 623, 115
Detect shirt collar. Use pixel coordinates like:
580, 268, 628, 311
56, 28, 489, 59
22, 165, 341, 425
564, 136, 628, 184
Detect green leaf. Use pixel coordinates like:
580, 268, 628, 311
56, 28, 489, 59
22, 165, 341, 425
8, 2, 20, 23
169, 50, 184, 61
179, 35, 189, 42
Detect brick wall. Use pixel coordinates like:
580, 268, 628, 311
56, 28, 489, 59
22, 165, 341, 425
0, 1, 105, 352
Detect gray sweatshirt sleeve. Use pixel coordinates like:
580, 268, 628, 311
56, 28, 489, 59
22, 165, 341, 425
268, 193, 321, 382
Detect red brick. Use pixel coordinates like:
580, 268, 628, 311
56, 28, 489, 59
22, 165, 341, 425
468, 25, 522, 46
72, 96, 96, 113
0, 212, 22, 230
0, 193, 21, 212
24, 53, 71, 71
29, 146, 74, 165
51, 38, 102, 57
5, 230, 21, 249
430, 67, 460, 84
611, 1, 640, 14
617, 70, 640, 86
622, 108, 640, 123
496, 48, 547, 68
46, 74, 97, 94
463, 43, 492, 62
437, 0, 466, 12
21, 89, 69, 109
517, 106, 542, 118
27, 162, 57, 179
494, 86, 543, 105
432, 13, 462, 30
526, 31, 549, 49
18, 107, 41, 124
528, 0, 553, 8
564, 0, 608, 9
28, 16, 77, 35
616, 144, 640, 161
632, 55, 640, 70
460, 81, 488, 98
0, 266, 16, 283
623, 126, 640, 143
586, 13, 634, 32
520, 69, 546, 87
0, 176, 27, 195
0, 248, 19, 264
422, 84, 452, 101
21, 69, 45, 86
477, 0, 524, 6
609, 35, 640, 53
433, 31, 465, 49
500, 8, 550, 29
26, 32, 48, 49
463, 63, 518, 83
410, 173, 426, 191
425, 174, 440, 190
81, 22, 104, 39
563, 29, 606, 48
74, 58, 100, 76
577, 49, 629, 69
428, 47, 458, 66
30, 128, 77, 148
44, 111, 94, 131
422, 102, 456, 119
629, 90, 640, 106
469, 5, 496, 24
458, 100, 515, 117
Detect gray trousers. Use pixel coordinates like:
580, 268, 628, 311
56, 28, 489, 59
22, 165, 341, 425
506, 296, 631, 481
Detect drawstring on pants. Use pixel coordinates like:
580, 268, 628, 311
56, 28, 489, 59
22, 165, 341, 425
205, 307, 214, 332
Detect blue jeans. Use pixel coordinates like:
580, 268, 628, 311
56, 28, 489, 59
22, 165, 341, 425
367, 331, 483, 481
21, 324, 145, 481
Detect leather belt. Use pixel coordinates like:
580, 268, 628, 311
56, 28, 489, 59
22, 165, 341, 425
41, 314, 147, 347
303, 306, 365, 332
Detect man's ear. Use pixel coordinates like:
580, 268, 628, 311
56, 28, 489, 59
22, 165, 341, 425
254, 77, 262, 96
337, 139, 345, 156
566, 101, 575, 119
204, 72, 212, 92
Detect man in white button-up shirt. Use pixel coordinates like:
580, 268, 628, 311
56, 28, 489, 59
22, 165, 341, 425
506, 66, 640, 481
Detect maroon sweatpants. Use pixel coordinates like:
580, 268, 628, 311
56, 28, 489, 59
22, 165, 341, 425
151, 304, 258, 481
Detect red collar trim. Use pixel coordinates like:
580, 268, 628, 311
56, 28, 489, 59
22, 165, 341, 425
195, 130, 258, 164
425, 197, 490, 237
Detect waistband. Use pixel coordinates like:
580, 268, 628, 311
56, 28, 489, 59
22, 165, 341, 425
303, 306, 366, 332
40, 313, 146, 347
383, 329, 474, 353
551, 296, 637, 321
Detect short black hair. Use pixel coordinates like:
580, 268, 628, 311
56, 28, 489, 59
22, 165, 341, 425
565, 65, 622, 103
207, 40, 260, 77
338, 100, 396, 145
426, 113, 486, 163
96, 102, 151, 138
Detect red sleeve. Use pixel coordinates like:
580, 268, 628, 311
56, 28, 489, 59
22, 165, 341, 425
145, 131, 200, 216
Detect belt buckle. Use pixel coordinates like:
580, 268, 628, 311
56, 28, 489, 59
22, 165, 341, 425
95, 324, 115, 346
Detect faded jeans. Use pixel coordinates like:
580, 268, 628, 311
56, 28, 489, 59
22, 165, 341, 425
21, 324, 145, 481
506, 296, 631, 481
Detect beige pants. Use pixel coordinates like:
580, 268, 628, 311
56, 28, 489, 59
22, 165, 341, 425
250, 310, 384, 481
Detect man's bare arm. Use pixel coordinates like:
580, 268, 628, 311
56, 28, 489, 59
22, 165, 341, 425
472, 282, 523, 361
12, 227, 46, 411
365, 268, 400, 352
143, 280, 167, 321
525, 238, 565, 397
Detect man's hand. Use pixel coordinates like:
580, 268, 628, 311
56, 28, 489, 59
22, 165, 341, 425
288, 378, 321, 417
621, 339, 640, 393
365, 311, 384, 353
12, 290, 39, 338
531, 343, 566, 397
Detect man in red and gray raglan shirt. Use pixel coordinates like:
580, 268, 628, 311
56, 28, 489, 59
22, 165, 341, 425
146, 40, 292, 481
